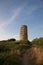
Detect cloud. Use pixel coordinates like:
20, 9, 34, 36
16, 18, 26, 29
0, 3, 27, 40
0, 6, 23, 40
1, 1, 42, 28
6, 7, 22, 25
0, 1, 43, 40
13, 35, 19, 40
0, 7, 22, 27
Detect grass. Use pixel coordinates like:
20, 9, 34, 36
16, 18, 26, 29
0, 38, 43, 65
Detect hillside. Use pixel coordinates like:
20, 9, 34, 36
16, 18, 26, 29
0, 38, 43, 65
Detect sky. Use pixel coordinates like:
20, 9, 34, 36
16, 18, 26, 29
0, 0, 43, 41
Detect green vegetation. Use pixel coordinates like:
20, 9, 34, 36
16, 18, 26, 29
8, 38, 16, 41
0, 45, 10, 52
0, 39, 30, 65
32, 37, 43, 48
0, 37, 43, 65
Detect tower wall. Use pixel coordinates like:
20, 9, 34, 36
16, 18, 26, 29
20, 25, 28, 40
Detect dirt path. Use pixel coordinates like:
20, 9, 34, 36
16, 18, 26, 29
21, 48, 32, 65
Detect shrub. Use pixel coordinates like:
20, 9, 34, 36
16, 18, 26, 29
8, 38, 16, 41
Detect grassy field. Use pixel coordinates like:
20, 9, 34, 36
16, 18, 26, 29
0, 38, 43, 65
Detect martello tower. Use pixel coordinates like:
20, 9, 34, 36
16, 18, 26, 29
20, 25, 28, 40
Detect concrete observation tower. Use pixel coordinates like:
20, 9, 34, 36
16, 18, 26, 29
20, 25, 28, 40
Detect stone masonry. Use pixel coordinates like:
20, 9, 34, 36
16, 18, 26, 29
20, 25, 28, 40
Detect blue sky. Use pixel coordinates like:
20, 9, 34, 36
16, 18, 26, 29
0, 0, 43, 41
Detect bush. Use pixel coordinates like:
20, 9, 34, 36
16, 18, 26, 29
2, 54, 21, 65
8, 38, 16, 41
0, 45, 10, 52
32, 37, 43, 48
